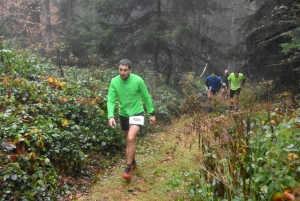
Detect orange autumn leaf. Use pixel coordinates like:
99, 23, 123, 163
283, 190, 295, 201
92, 96, 101, 103
15, 147, 21, 154
62, 119, 68, 127
61, 97, 69, 103
7, 91, 11, 98
28, 152, 37, 160
59, 82, 67, 90
271, 192, 283, 201
76, 97, 89, 103
10, 154, 17, 163
48, 77, 53, 83
288, 153, 299, 161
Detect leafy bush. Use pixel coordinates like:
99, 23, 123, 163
0, 46, 124, 200
0, 45, 186, 200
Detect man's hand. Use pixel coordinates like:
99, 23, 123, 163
149, 116, 156, 125
109, 118, 116, 128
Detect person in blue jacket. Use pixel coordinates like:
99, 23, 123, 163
205, 73, 222, 111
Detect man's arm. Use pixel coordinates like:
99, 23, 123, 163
139, 80, 156, 124
139, 79, 155, 115
225, 75, 229, 86
217, 79, 222, 91
205, 79, 210, 88
107, 81, 117, 128
242, 77, 246, 87
107, 82, 116, 119
227, 74, 231, 86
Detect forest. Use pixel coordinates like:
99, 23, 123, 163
0, 0, 300, 200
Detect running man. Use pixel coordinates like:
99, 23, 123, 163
221, 70, 229, 99
228, 70, 245, 111
107, 59, 156, 180
205, 73, 222, 112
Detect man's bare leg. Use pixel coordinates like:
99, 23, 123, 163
122, 125, 140, 180
229, 98, 233, 110
207, 90, 213, 111
221, 88, 226, 100
234, 95, 239, 111
208, 97, 212, 108
124, 125, 140, 166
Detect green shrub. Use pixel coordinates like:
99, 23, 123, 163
0, 46, 123, 200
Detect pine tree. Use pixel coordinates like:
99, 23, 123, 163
59, 0, 229, 84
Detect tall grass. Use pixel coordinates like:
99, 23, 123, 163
168, 79, 300, 200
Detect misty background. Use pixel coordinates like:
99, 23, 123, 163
1, 0, 299, 92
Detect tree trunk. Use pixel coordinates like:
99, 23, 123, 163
165, 48, 173, 85
153, 0, 161, 72
42, 0, 52, 49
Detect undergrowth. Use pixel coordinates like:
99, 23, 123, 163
0, 46, 171, 200
167, 79, 300, 201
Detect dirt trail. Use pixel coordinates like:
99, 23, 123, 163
80, 117, 205, 201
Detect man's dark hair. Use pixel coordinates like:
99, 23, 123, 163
119, 59, 132, 69
234, 70, 240, 73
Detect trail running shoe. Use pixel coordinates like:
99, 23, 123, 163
122, 167, 132, 180
131, 160, 137, 171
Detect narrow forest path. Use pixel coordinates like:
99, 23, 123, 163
79, 115, 211, 201
76, 91, 299, 201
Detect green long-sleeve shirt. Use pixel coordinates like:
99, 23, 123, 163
228, 73, 245, 90
107, 73, 155, 118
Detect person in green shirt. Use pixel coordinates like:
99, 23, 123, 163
107, 59, 156, 180
228, 70, 245, 111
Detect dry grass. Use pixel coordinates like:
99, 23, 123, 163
80, 115, 223, 201
80, 83, 299, 201
80, 91, 257, 201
